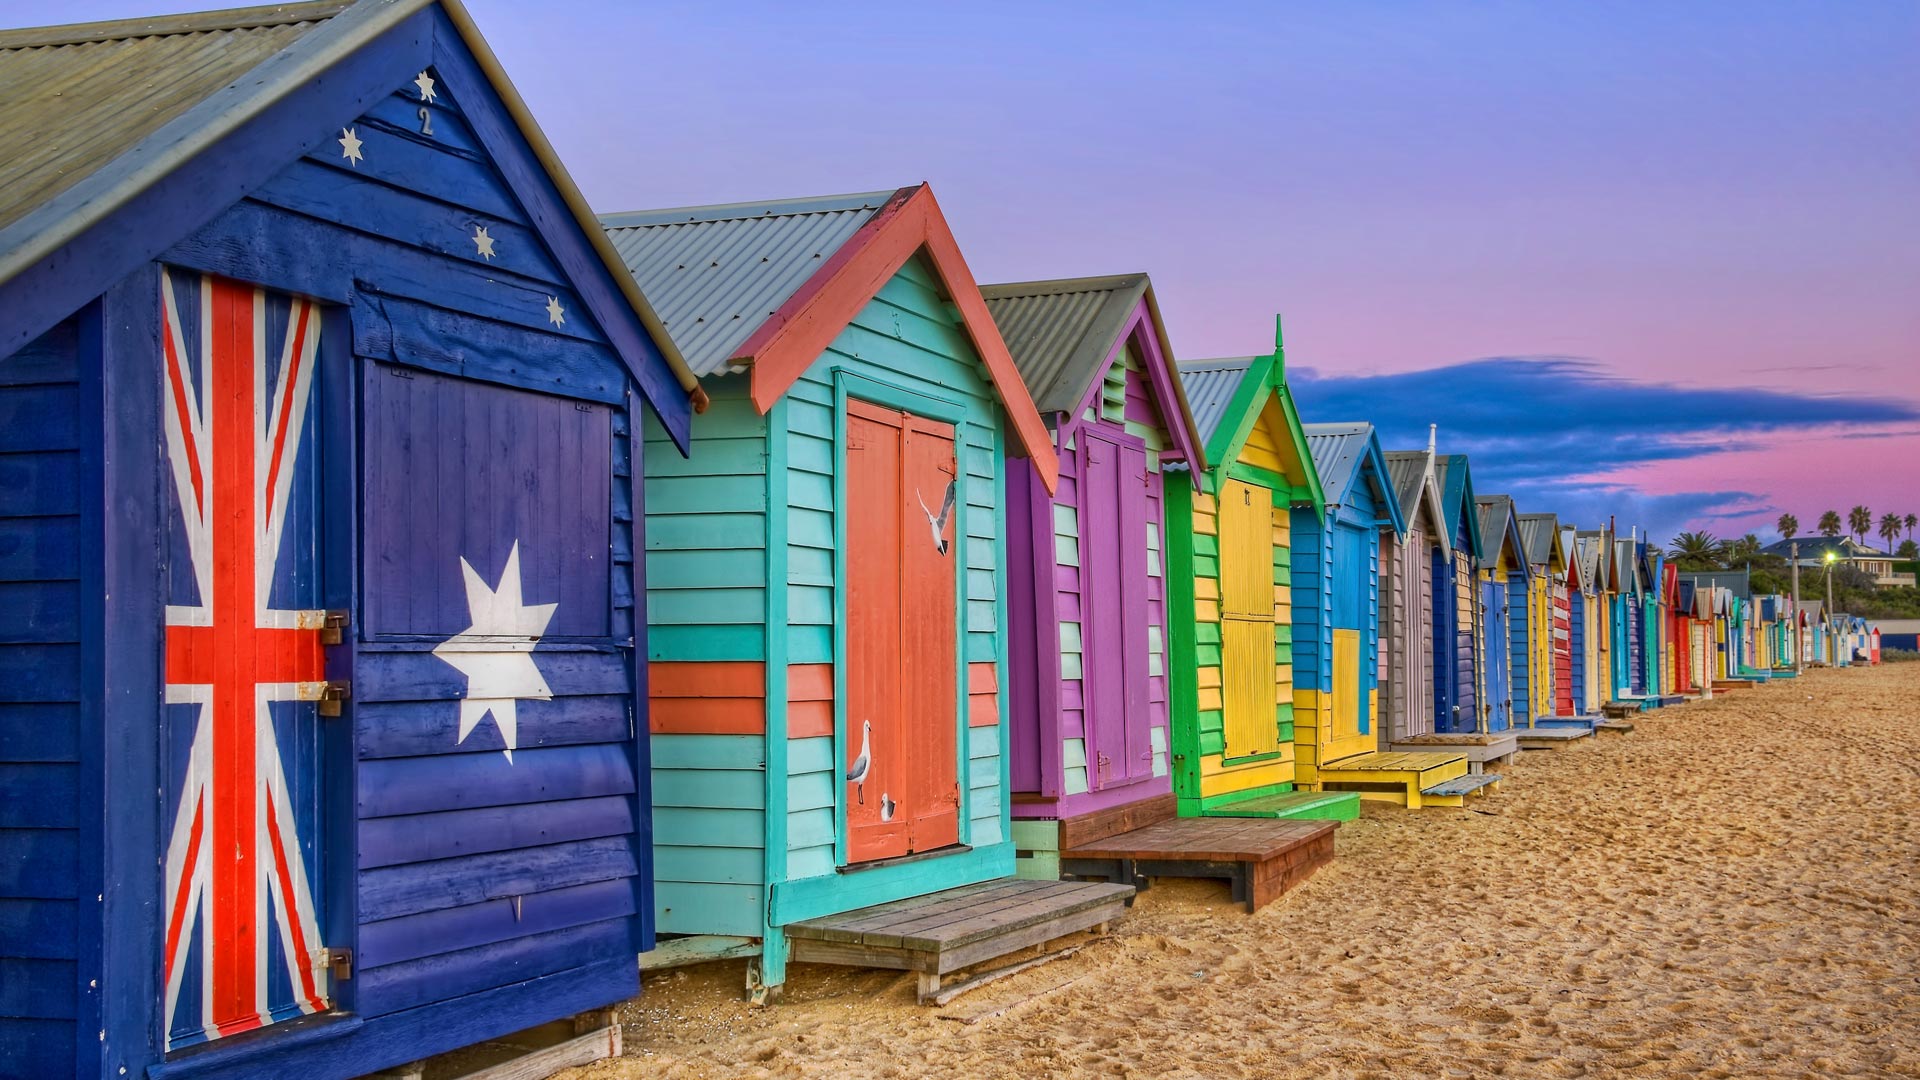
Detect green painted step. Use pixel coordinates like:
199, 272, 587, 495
1201, 790, 1361, 822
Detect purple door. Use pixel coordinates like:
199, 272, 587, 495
1079, 431, 1152, 789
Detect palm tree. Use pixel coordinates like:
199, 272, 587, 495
1669, 530, 1723, 570
1777, 513, 1799, 541
1723, 533, 1764, 567
1819, 510, 1843, 537
1879, 513, 1902, 553
1848, 505, 1871, 545
1906, 512, 1917, 542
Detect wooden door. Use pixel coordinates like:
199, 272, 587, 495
845, 400, 960, 864
1481, 578, 1509, 730
1079, 432, 1152, 788
159, 271, 333, 1048
1328, 629, 1369, 760
1217, 478, 1278, 758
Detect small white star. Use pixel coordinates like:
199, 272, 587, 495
414, 70, 437, 103
472, 225, 496, 261
545, 296, 566, 326
338, 127, 363, 166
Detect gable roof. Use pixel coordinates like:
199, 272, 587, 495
1559, 526, 1584, 591
1303, 422, 1406, 535
1516, 512, 1564, 573
1181, 358, 1256, 446
602, 183, 1059, 490
1174, 317, 1325, 517
979, 273, 1204, 470
1475, 494, 1532, 582
1432, 453, 1484, 561
0, 0, 706, 440
1576, 530, 1610, 592
602, 191, 892, 377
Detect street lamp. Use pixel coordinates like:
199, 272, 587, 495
1824, 549, 1838, 620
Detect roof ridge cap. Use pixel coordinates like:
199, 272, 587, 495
0, 0, 349, 49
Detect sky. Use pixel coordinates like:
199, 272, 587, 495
13, 0, 1918, 549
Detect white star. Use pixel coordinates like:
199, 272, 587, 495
339, 127, 363, 166
432, 542, 557, 763
545, 296, 566, 326
472, 225, 497, 261
414, 70, 437, 103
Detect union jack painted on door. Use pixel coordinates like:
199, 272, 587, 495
159, 269, 334, 1050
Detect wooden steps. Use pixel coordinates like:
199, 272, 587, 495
1600, 701, 1639, 720
1390, 732, 1518, 775
1713, 679, 1757, 691
786, 879, 1133, 1004
1200, 790, 1362, 822
1530, 715, 1598, 732
1060, 816, 1336, 913
1596, 718, 1635, 734
1312, 750, 1475, 809
1515, 726, 1592, 750
1420, 772, 1502, 798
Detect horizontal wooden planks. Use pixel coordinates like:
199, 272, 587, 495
1064, 816, 1333, 862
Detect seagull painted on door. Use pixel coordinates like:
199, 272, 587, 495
846, 719, 872, 804
917, 479, 957, 557
879, 792, 897, 822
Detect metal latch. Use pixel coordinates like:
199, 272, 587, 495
318, 681, 351, 717
318, 947, 352, 981
321, 610, 350, 646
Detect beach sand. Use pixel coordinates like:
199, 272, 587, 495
566, 663, 1920, 1079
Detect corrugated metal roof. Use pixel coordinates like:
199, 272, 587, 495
979, 274, 1147, 415
1516, 512, 1559, 567
1476, 495, 1515, 570
1678, 568, 1751, 599
0, 1, 346, 234
1382, 451, 1429, 525
1302, 422, 1370, 504
600, 190, 898, 377
1178, 358, 1254, 445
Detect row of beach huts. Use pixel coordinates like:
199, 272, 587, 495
0, 2, 1887, 1078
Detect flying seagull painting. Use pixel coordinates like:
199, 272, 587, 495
917, 479, 957, 557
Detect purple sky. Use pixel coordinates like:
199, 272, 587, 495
15, 0, 1919, 548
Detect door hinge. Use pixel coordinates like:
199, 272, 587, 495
318, 947, 352, 981
320, 610, 350, 646
318, 681, 351, 717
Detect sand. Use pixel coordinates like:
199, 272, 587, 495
566, 664, 1920, 1079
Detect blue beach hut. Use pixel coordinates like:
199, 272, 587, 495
0, 3, 703, 1076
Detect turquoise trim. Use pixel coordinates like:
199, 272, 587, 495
768, 842, 1017, 925
836, 369, 967, 424
760, 394, 791, 985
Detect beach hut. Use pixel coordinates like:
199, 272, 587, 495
974, 274, 1207, 870
1611, 537, 1645, 699
1379, 441, 1448, 745
1429, 455, 1486, 734
1295, 424, 1482, 806
1516, 514, 1568, 720
1473, 497, 1531, 732
603, 187, 1134, 999
0, 2, 708, 1075
1576, 530, 1613, 711
1160, 334, 1345, 819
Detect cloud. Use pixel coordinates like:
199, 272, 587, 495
1288, 356, 1919, 542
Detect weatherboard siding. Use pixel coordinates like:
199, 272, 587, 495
0, 317, 82, 1080
642, 377, 770, 937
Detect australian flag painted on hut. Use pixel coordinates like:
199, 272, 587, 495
0, 2, 704, 1077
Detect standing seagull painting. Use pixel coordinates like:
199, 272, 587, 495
847, 719, 873, 803
919, 479, 957, 556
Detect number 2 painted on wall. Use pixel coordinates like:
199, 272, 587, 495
418, 106, 435, 137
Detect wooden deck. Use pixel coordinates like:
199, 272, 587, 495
1391, 732, 1519, 775
1312, 750, 1475, 808
1516, 725, 1592, 750
785, 879, 1133, 1003
1061, 816, 1336, 913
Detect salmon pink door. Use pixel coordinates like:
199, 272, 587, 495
844, 399, 961, 864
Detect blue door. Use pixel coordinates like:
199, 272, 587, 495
1481, 578, 1509, 731
1430, 545, 1456, 730
1569, 592, 1586, 713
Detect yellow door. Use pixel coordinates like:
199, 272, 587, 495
1218, 479, 1279, 758
1326, 628, 1371, 762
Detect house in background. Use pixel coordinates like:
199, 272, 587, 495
1762, 536, 1912, 588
